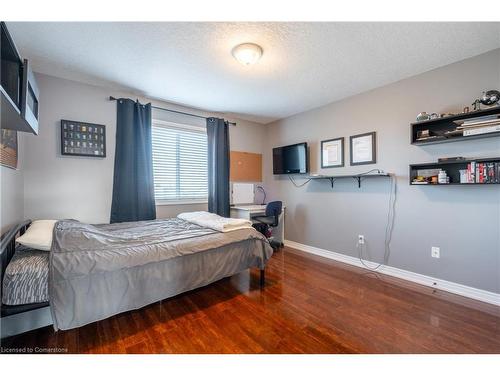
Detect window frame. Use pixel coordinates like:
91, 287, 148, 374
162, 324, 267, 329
151, 119, 208, 206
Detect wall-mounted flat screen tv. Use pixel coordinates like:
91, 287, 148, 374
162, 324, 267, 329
273, 142, 309, 175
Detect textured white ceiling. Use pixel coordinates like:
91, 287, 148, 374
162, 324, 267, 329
7, 22, 500, 123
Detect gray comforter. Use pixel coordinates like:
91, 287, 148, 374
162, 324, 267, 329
49, 218, 273, 331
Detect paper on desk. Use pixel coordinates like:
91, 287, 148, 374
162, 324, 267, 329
232, 183, 254, 204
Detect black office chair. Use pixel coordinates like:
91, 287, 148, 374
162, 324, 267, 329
252, 201, 283, 249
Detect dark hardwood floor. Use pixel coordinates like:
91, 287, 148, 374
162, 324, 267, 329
2, 247, 499, 353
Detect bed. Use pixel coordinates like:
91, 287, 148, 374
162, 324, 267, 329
0, 216, 273, 337
2, 245, 49, 306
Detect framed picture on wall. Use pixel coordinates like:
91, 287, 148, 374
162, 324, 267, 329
0, 129, 18, 169
60, 119, 106, 157
350, 131, 376, 166
321, 137, 344, 168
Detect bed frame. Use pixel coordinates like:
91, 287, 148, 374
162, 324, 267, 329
0, 220, 266, 338
1, 220, 53, 339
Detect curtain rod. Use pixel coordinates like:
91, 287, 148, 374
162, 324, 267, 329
109, 96, 236, 126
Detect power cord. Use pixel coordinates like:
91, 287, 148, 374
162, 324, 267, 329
354, 168, 385, 176
288, 175, 312, 188
357, 242, 383, 271
287, 168, 397, 271
357, 173, 397, 270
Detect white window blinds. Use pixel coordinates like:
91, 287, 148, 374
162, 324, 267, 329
151, 121, 208, 202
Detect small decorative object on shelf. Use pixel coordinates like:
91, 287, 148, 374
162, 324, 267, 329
438, 170, 448, 184
415, 129, 440, 142
480, 90, 500, 106
60, 119, 106, 157
416, 129, 430, 139
410, 168, 440, 185
472, 99, 481, 111
459, 170, 468, 183
416, 112, 430, 122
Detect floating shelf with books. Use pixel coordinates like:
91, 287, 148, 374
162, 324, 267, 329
410, 106, 500, 145
409, 157, 500, 186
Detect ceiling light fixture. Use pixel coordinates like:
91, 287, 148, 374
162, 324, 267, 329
231, 43, 263, 66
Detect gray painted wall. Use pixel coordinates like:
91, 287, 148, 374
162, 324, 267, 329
21, 73, 266, 224
0, 134, 25, 233
263, 49, 500, 293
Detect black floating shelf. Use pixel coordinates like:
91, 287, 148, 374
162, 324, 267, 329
310, 173, 391, 188
411, 183, 499, 186
410, 106, 500, 145
409, 157, 500, 186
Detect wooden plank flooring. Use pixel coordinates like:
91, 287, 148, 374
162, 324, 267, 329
1, 247, 499, 353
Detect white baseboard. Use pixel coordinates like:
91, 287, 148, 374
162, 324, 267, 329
285, 240, 500, 307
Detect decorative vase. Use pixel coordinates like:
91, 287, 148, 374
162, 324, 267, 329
416, 112, 430, 121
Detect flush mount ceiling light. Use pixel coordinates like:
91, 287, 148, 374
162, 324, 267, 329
231, 43, 263, 66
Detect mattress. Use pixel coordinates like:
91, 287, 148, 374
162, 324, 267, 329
2, 246, 49, 306
50, 218, 273, 330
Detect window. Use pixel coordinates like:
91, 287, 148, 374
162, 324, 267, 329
151, 120, 208, 204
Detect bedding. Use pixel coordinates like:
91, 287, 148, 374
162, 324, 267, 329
15, 219, 57, 251
50, 217, 273, 331
2, 246, 49, 305
178, 211, 252, 232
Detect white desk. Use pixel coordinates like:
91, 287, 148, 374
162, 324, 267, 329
230, 204, 285, 245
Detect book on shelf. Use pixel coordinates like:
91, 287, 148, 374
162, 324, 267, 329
463, 124, 500, 136
442, 129, 464, 138
464, 161, 500, 184
457, 120, 500, 129
454, 115, 500, 127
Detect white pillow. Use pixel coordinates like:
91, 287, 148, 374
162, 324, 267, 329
15, 220, 58, 251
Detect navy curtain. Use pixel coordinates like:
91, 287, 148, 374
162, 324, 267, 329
110, 99, 156, 223
206, 117, 230, 217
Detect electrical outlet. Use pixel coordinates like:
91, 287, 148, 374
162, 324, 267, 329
358, 235, 365, 244
431, 247, 440, 259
